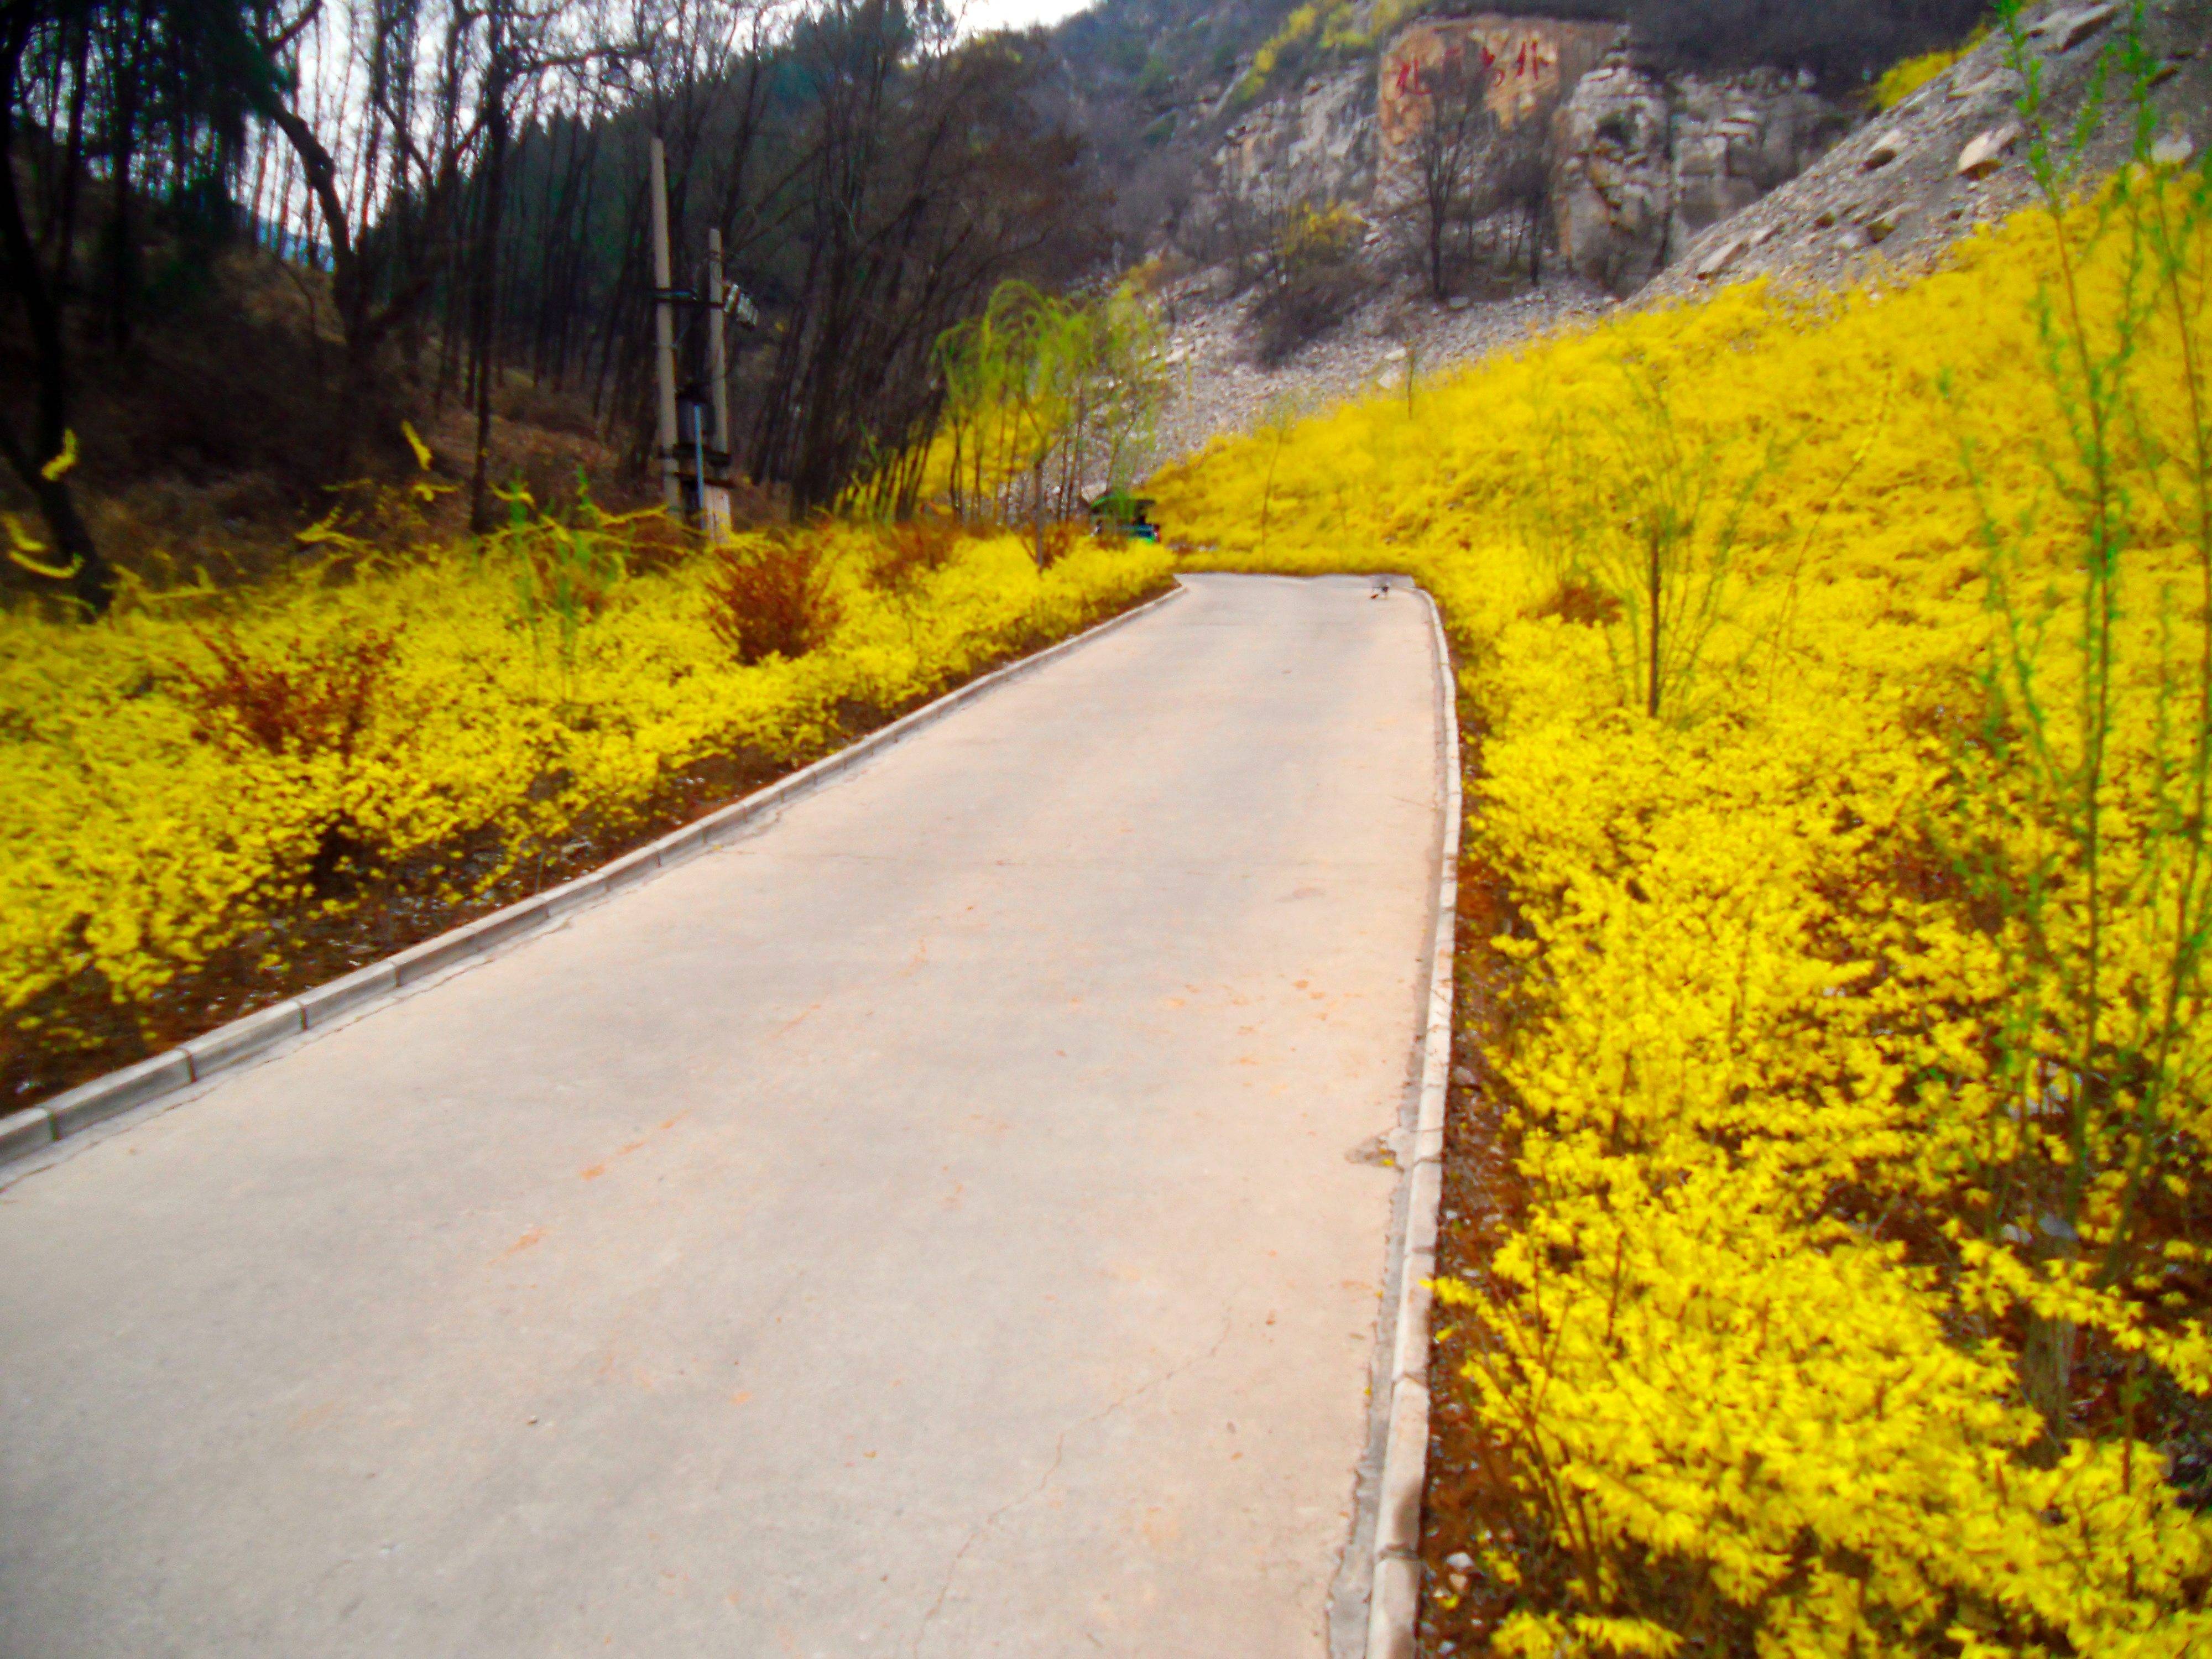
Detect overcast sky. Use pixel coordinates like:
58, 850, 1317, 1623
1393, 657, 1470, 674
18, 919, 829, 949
956, 0, 1098, 35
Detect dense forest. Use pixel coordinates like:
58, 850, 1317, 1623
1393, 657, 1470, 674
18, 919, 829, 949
0, 0, 1110, 612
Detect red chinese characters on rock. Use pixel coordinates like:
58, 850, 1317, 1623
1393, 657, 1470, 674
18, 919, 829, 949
1379, 15, 1618, 151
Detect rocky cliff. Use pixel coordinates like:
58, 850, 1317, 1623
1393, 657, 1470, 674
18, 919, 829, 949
1644, 0, 2212, 299
1185, 10, 1854, 297
1139, 1, 2208, 476
1215, 62, 1379, 217
1377, 14, 1622, 148
1551, 59, 1848, 293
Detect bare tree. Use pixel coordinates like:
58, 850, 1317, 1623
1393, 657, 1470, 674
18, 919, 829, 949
249, 0, 492, 431
0, 6, 107, 609
1484, 116, 1551, 290
1, 0, 1106, 578
1401, 42, 1491, 304
747, 0, 1099, 513
459, 0, 615, 526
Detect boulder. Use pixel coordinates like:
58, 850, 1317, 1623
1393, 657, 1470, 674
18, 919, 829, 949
1957, 122, 2024, 179
1550, 60, 1676, 295
1550, 58, 1846, 296
1696, 234, 1748, 278
2030, 4, 2117, 54
1665, 69, 1848, 253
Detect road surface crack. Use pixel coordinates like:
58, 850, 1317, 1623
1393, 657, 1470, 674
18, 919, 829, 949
907, 1312, 1234, 1657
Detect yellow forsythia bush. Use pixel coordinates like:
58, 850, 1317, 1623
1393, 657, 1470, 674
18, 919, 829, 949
1153, 156, 2212, 1653
0, 520, 1168, 1016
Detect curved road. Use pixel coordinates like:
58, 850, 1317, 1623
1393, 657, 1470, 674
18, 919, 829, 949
1, 575, 1446, 1658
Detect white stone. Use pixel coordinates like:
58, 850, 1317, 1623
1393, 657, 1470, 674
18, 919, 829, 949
2030, 4, 2116, 53
1957, 122, 2024, 180
1953, 66, 2026, 102
2153, 132, 2197, 167
1696, 236, 1747, 279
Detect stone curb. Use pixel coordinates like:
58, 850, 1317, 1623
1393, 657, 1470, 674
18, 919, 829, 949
1366, 586, 1463, 1659
0, 582, 1188, 1172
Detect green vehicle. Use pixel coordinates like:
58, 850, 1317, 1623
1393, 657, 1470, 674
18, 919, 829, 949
1088, 488, 1160, 543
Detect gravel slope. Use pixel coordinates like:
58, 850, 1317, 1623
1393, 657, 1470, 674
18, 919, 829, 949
1144, 0, 2210, 470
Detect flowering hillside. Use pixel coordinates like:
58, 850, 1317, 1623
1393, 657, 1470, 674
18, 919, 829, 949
1151, 138, 2212, 1655
0, 515, 1168, 1099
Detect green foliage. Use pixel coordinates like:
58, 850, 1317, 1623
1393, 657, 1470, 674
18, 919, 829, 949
1546, 363, 1780, 717
927, 279, 1168, 533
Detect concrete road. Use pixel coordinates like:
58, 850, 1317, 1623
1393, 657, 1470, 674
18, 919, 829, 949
0, 575, 1446, 1659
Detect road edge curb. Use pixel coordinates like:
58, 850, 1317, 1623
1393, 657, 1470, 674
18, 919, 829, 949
1365, 585, 1462, 1659
0, 580, 1187, 1172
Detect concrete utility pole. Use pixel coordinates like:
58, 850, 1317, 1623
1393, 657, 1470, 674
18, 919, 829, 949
708, 228, 731, 477
649, 136, 681, 514
706, 228, 732, 538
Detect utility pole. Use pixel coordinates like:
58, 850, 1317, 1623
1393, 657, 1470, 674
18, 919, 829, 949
706, 227, 732, 539
649, 135, 681, 515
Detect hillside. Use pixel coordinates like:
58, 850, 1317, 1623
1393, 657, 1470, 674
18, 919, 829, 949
1040, 0, 1993, 258
1125, 0, 2209, 469
2, 2, 2101, 573
1146, 8, 2212, 1646
1, 0, 1105, 609
1653, 0, 2212, 295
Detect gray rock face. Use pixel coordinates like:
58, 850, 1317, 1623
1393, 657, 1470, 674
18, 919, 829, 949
1670, 70, 1843, 245
1549, 61, 1675, 294
1552, 58, 1848, 296
1216, 66, 1378, 215
1644, 0, 2211, 306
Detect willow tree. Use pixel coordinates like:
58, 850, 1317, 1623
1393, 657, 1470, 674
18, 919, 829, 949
930, 278, 1164, 546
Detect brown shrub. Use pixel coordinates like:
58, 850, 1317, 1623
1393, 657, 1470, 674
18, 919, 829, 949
1248, 202, 1370, 368
1248, 261, 1370, 368
1038, 520, 1084, 568
1525, 580, 1623, 627
872, 515, 963, 590
174, 624, 401, 897
176, 625, 400, 761
705, 539, 842, 664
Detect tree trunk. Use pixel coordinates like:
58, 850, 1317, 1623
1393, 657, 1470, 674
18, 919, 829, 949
0, 46, 112, 615
1646, 529, 1663, 717
470, 74, 513, 533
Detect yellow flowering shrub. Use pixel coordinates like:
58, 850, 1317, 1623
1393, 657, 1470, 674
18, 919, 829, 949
0, 518, 1168, 1021
1152, 141, 2212, 1655
1238, 0, 1424, 100
1873, 34, 1984, 112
